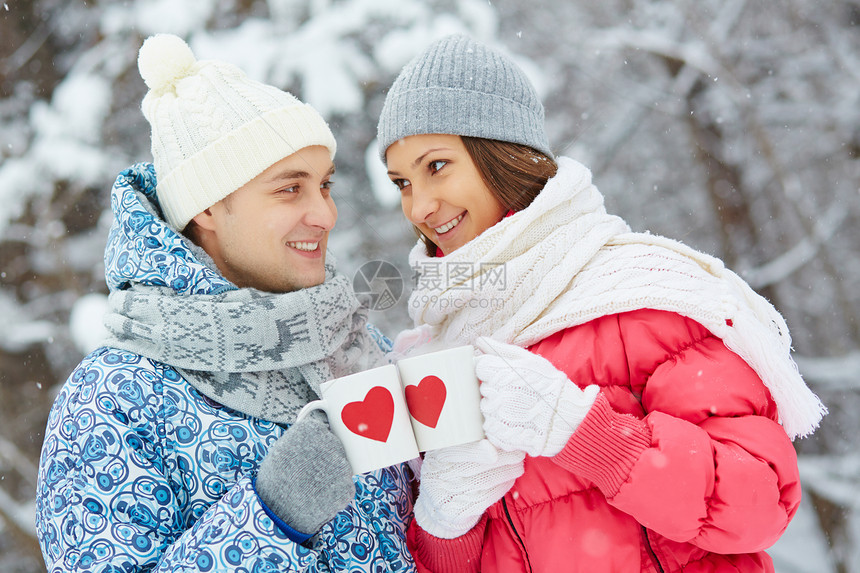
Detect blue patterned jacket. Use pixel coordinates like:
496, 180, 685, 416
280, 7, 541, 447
35, 164, 416, 572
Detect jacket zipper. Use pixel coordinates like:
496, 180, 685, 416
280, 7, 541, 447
501, 497, 534, 573
642, 527, 665, 573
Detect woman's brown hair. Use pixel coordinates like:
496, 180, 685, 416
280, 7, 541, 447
416, 136, 558, 256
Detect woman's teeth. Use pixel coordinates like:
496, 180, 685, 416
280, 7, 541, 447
288, 241, 318, 251
435, 214, 464, 234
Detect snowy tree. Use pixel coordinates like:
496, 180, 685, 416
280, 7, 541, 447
0, 0, 857, 571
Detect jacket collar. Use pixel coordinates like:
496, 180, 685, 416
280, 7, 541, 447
103, 162, 234, 296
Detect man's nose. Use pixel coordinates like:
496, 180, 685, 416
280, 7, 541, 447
304, 190, 337, 230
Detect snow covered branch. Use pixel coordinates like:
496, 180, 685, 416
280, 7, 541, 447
0, 434, 38, 541
740, 202, 849, 290
795, 353, 860, 392
0, 488, 36, 541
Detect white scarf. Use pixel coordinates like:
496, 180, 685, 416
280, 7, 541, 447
408, 157, 825, 439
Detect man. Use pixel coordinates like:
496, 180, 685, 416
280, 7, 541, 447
35, 34, 415, 572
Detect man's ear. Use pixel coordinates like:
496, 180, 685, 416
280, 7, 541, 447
191, 207, 217, 232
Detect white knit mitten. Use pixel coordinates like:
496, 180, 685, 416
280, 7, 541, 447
414, 439, 525, 539
475, 336, 600, 457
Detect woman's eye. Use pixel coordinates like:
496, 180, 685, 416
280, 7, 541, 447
429, 160, 447, 174
391, 178, 409, 190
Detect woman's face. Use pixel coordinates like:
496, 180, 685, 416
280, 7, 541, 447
386, 134, 506, 254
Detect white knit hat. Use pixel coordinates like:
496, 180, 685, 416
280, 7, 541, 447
138, 34, 337, 230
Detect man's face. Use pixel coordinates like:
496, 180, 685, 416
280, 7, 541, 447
194, 145, 337, 293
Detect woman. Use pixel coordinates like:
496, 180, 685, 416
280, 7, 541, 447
377, 35, 826, 572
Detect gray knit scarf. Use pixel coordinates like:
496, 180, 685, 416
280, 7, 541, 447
102, 269, 384, 424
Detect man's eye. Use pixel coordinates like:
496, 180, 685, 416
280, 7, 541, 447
277, 185, 299, 194
429, 160, 447, 174
322, 180, 335, 191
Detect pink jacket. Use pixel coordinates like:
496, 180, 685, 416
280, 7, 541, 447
408, 308, 801, 572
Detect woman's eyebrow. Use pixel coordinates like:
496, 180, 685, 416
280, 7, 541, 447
387, 148, 451, 176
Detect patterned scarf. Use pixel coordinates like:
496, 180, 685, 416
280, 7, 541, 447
408, 157, 825, 439
103, 267, 384, 424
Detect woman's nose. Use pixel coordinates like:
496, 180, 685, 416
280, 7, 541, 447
409, 187, 440, 223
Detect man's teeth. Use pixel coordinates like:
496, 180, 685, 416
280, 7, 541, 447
435, 214, 464, 234
288, 241, 318, 251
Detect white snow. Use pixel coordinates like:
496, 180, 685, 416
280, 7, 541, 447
69, 293, 110, 355
365, 138, 401, 208
0, 0, 857, 570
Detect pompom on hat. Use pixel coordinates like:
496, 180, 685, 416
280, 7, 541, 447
138, 34, 336, 230
377, 34, 552, 162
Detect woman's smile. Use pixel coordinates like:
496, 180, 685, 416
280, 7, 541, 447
433, 213, 465, 235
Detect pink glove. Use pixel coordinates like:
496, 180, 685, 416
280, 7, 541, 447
387, 325, 435, 362
475, 336, 600, 457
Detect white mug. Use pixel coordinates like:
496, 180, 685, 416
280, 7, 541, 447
396, 345, 485, 451
296, 364, 419, 475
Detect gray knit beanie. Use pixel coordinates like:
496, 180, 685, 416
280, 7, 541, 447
377, 34, 552, 162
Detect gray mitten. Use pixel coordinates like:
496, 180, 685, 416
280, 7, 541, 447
256, 411, 356, 535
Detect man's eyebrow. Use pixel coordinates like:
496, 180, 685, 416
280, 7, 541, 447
264, 164, 336, 183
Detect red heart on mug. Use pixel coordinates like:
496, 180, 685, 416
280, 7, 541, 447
405, 375, 447, 428
341, 386, 394, 442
